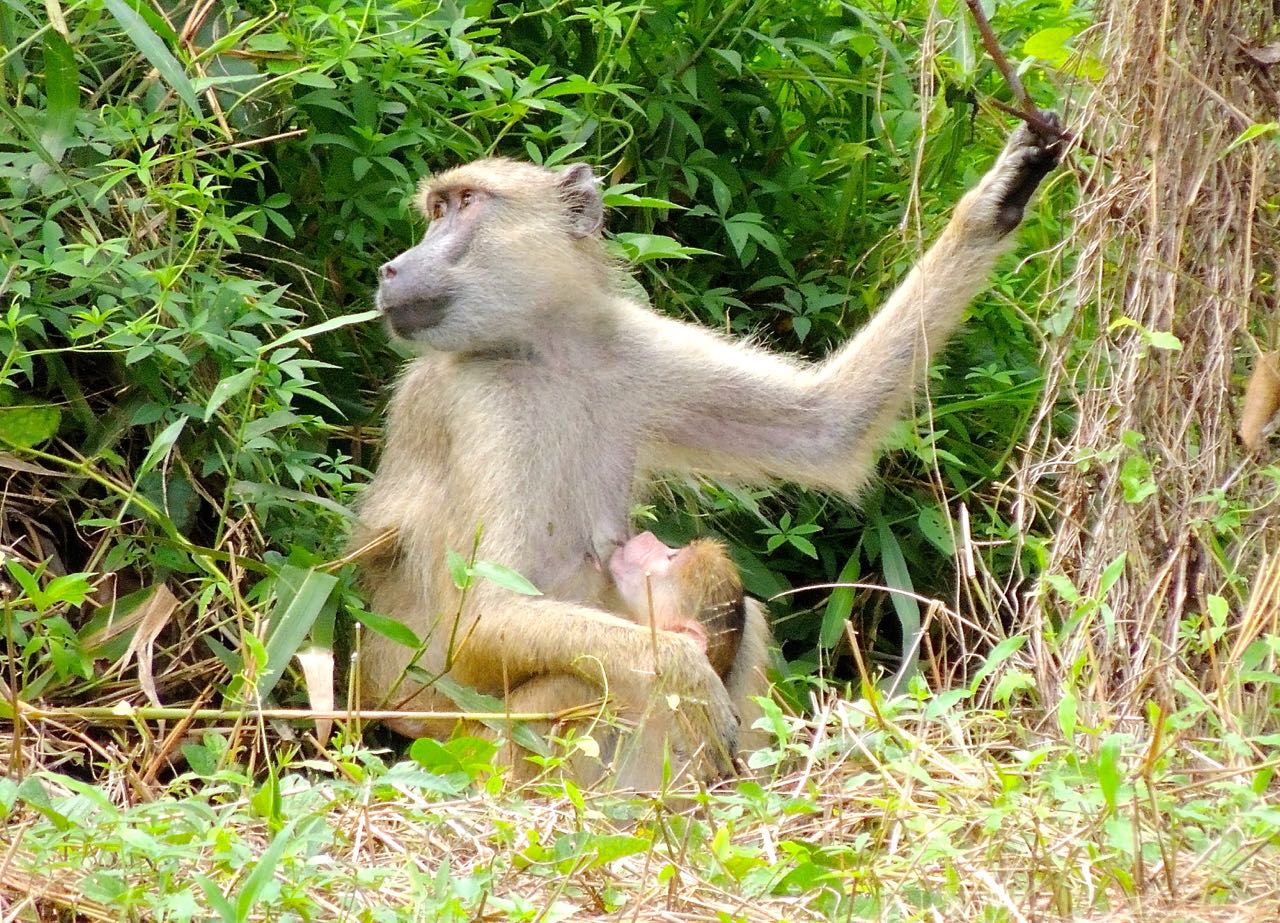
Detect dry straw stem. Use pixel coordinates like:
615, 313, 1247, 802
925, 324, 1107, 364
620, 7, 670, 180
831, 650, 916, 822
1014, 0, 1280, 716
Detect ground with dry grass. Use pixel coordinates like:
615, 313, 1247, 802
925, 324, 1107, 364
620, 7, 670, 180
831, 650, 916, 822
3, 697, 1278, 921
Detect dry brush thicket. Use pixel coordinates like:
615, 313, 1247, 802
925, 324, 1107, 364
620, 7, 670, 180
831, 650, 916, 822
1014, 0, 1280, 718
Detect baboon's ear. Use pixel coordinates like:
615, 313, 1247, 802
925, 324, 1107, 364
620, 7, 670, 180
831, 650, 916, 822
558, 163, 604, 238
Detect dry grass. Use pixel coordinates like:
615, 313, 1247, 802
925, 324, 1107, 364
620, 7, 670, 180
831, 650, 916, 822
3, 699, 1279, 921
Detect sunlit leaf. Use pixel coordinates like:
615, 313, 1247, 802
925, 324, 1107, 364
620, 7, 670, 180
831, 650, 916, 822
1096, 734, 1125, 812
356, 608, 422, 649
203, 367, 256, 421
0, 405, 61, 448
256, 565, 339, 702
471, 560, 541, 596
41, 32, 78, 155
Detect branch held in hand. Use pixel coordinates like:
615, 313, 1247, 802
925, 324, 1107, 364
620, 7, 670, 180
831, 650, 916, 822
964, 0, 1074, 146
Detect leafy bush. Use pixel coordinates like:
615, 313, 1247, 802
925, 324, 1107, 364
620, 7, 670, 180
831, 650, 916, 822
1, 0, 1076, 713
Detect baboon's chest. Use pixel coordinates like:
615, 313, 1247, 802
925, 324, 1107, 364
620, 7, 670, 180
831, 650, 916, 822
472, 366, 638, 598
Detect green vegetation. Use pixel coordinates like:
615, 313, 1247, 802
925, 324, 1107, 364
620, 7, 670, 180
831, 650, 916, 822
2, 0, 1278, 919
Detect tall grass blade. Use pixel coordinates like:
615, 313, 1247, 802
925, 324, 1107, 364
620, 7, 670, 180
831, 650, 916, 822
103, 0, 205, 117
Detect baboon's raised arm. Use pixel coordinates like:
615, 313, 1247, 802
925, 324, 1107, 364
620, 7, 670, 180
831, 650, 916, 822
355, 117, 1060, 789
636, 120, 1061, 495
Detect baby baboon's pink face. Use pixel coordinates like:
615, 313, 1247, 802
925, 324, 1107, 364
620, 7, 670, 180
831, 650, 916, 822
608, 532, 708, 650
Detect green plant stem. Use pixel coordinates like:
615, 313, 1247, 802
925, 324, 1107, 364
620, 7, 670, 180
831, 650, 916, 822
3, 589, 21, 776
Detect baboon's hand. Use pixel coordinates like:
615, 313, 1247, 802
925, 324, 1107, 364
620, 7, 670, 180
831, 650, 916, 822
656, 637, 740, 777
964, 112, 1064, 238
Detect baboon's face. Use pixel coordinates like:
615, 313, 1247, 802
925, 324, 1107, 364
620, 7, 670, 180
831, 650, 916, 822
376, 184, 492, 340
375, 159, 604, 352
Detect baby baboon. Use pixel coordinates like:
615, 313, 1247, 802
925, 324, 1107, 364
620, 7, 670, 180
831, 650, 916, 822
354, 118, 1061, 788
608, 532, 746, 682
475, 531, 771, 785
607, 530, 773, 767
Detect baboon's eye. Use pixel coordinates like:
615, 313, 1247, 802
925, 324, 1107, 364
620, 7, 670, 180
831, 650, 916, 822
431, 199, 447, 221
459, 189, 474, 207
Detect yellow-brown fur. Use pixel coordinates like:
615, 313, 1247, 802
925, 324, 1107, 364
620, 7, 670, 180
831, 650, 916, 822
666, 539, 745, 680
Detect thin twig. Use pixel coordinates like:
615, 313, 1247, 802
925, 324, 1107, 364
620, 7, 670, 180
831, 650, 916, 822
965, 0, 1032, 110
964, 0, 1079, 148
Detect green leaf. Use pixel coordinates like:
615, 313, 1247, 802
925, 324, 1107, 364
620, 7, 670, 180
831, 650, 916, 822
250, 765, 281, 826
1096, 733, 1125, 812
7, 559, 47, 610
103, 0, 204, 117
41, 32, 79, 154
17, 777, 68, 831
261, 309, 381, 352
1024, 26, 1077, 66
203, 367, 256, 422
601, 190, 682, 210
292, 71, 336, 89
610, 232, 715, 264
991, 669, 1035, 705
712, 47, 742, 73
969, 635, 1027, 695
236, 818, 311, 920
446, 548, 470, 590
1119, 454, 1155, 503
406, 737, 480, 786
582, 833, 648, 869
433, 675, 549, 756
246, 32, 291, 52
1223, 121, 1279, 155
1146, 330, 1182, 350
1058, 688, 1078, 740
819, 551, 860, 648
787, 534, 818, 559
1043, 573, 1081, 604
1097, 552, 1127, 596
916, 506, 955, 555
44, 572, 92, 606
876, 517, 920, 689
0, 405, 61, 448
231, 481, 355, 521
256, 565, 339, 702
194, 876, 236, 923
137, 415, 187, 477
471, 560, 541, 596
356, 608, 422, 649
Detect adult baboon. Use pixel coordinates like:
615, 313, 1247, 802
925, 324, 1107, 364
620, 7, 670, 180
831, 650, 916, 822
354, 118, 1061, 787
